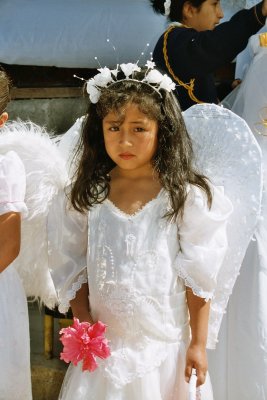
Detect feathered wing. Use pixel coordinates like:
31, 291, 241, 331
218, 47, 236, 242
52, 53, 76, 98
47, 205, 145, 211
183, 104, 262, 348
0, 120, 68, 309
57, 116, 84, 178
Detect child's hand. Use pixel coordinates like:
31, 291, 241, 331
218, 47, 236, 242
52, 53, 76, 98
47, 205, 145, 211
185, 343, 208, 387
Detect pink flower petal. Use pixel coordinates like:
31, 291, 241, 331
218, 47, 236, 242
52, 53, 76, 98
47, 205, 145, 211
88, 321, 107, 338
82, 353, 98, 372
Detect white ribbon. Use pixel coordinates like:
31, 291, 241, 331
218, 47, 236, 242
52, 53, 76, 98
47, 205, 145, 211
164, 0, 171, 16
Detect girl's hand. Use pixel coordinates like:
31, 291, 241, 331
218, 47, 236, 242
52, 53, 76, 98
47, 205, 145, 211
185, 343, 208, 387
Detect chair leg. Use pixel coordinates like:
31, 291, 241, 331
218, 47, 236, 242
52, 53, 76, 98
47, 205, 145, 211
59, 318, 73, 330
44, 314, 54, 359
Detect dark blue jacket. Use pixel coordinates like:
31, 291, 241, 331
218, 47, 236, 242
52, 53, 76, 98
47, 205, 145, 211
153, 3, 266, 110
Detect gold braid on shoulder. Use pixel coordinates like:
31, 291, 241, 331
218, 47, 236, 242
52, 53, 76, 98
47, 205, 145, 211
163, 26, 203, 104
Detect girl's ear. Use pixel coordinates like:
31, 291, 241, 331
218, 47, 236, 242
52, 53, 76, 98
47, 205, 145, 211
0, 112, 8, 128
182, 1, 195, 20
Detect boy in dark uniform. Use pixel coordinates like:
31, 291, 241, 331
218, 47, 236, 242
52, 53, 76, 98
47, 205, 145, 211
151, 0, 267, 110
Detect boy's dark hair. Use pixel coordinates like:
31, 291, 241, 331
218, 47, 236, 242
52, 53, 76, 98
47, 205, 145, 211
0, 67, 11, 115
150, 0, 207, 22
70, 69, 212, 221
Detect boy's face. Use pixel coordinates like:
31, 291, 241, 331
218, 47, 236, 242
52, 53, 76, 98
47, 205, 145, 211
187, 0, 224, 31
102, 103, 158, 173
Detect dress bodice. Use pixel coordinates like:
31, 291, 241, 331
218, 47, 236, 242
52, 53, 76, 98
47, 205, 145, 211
88, 190, 189, 344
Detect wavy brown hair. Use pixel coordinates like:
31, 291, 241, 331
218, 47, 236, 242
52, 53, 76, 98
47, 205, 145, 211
0, 68, 11, 115
70, 69, 212, 220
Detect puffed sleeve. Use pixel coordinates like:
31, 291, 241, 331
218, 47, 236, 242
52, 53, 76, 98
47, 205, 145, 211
176, 184, 233, 301
0, 151, 28, 217
48, 187, 88, 313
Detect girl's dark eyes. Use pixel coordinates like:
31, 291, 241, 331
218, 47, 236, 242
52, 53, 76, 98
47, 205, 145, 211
134, 127, 145, 132
107, 126, 146, 132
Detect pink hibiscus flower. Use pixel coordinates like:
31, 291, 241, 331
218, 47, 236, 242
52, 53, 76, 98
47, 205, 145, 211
59, 318, 111, 372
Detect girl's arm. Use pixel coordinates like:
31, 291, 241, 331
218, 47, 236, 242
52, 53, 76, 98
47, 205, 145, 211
70, 282, 94, 324
263, 0, 267, 16
185, 287, 210, 386
0, 212, 21, 273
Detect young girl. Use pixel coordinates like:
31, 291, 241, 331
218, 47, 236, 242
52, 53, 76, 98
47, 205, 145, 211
49, 64, 234, 400
150, 0, 267, 110
0, 69, 32, 400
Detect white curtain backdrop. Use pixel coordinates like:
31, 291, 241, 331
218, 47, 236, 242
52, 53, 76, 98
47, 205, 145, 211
0, 0, 165, 68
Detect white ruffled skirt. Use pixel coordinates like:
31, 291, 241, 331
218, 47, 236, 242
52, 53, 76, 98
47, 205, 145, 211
59, 341, 213, 400
59, 293, 213, 400
0, 265, 32, 400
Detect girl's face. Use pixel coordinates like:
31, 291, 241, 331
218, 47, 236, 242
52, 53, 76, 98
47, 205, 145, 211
185, 0, 224, 31
102, 103, 158, 174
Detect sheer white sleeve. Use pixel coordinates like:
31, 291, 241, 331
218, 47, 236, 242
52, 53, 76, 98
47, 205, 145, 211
48, 188, 88, 313
0, 151, 28, 217
176, 185, 232, 301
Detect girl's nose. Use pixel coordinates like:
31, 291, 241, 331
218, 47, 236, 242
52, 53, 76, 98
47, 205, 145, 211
119, 129, 132, 145
217, 3, 224, 19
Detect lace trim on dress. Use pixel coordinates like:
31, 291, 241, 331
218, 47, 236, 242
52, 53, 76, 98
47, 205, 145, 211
177, 265, 214, 302
59, 268, 88, 313
105, 189, 165, 219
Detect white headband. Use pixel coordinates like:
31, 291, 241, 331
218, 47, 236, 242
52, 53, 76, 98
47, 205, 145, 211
164, 0, 171, 16
84, 61, 176, 104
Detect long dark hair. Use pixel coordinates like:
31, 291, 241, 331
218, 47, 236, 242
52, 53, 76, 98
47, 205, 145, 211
150, 0, 206, 22
70, 69, 212, 220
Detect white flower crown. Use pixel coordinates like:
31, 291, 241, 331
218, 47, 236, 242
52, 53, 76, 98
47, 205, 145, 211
85, 60, 176, 104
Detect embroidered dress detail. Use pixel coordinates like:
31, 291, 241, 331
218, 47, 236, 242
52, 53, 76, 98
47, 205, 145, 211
105, 188, 164, 219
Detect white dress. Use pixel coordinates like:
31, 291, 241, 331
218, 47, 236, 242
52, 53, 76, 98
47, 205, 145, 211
51, 184, 232, 400
0, 151, 32, 400
209, 33, 267, 400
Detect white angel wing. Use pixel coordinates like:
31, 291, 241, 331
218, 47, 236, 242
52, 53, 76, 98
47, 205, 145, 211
183, 103, 262, 348
0, 120, 68, 309
57, 116, 85, 178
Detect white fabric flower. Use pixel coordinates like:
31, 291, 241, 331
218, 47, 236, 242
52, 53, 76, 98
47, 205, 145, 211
159, 74, 176, 92
145, 60, 156, 70
94, 68, 113, 87
85, 60, 175, 104
111, 65, 119, 78
120, 63, 141, 78
144, 69, 165, 84
87, 84, 101, 104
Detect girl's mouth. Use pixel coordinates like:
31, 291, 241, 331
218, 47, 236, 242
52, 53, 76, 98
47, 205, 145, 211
119, 153, 135, 160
